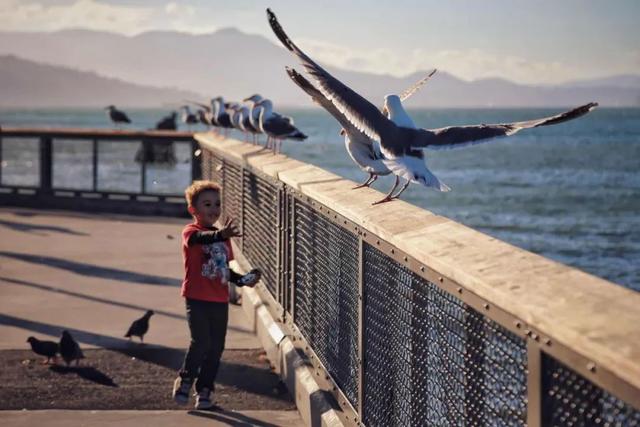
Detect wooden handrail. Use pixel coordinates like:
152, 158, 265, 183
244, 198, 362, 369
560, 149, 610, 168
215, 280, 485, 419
0, 127, 194, 140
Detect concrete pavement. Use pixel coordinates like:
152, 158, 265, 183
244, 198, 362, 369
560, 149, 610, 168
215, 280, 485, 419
0, 207, 304, 426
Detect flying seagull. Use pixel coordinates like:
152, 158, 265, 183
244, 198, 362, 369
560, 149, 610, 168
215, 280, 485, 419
105, 105, 131, 128
27, 336, 58, 364
125, 310, 154, 343
287, 67, 437, 189
267, 8, 598, 204
59, 330, 84, 367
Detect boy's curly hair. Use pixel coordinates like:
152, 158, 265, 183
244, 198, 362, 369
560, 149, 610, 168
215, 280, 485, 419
185, 180, 221, 208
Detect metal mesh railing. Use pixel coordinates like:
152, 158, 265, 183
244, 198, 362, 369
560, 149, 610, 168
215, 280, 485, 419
362, 243, 527, 426
242, 171, 279, 296
293, 199, 360, 408
542, 355, 640, 427
198, 143, 640, 427
201, 149, 223, 185
221, 161, 242, 236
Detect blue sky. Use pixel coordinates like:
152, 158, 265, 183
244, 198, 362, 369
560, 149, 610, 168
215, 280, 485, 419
1, 0, 638, 83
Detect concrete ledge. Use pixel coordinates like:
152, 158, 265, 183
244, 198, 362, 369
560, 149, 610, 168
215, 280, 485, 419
230, 242, 346, 427
240, 286, 346, 427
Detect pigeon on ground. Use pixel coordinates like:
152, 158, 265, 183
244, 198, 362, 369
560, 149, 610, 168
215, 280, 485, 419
59, 330, 84, 366
125, 310, 154, 343
26, 336, 58, 364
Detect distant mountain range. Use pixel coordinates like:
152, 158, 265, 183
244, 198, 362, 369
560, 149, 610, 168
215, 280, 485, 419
0, 28, 638, 108
0, 55, 199, 108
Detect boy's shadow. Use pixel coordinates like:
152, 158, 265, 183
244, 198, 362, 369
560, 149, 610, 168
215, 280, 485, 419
49, 365, 118, 387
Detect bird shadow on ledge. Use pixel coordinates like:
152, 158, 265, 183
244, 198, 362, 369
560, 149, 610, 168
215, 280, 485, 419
49, 365, 118, 387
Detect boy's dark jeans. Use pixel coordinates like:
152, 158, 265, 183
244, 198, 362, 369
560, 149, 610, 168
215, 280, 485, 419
179, 298, 229, 393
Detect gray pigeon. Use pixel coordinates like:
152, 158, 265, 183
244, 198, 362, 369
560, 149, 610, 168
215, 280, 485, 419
125, 310, 154, 342
59, 330, 84, 366
26, 336, 58, 364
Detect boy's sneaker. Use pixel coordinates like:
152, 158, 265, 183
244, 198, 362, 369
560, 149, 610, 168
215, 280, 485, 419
172, 376, 192, 405
195, 387, 214, 410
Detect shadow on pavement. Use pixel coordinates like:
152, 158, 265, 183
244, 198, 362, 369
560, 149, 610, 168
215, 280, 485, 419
0, 219, 89, 236
0, 251, 180, 287
0, 276, 252, 333
188, 409, 282, 427
49, 365, 118, 387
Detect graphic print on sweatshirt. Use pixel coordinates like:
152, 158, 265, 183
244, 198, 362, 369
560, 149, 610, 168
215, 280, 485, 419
201, 242, 230, 284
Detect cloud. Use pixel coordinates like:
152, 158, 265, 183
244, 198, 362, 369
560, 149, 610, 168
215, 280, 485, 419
297, 38, 582, 84
0, 0, 216, 35
0, 0, 154, 34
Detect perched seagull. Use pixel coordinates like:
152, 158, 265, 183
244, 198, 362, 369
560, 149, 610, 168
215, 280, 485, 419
185, 99, 218, 131
105, 105, 131, 128
243, 94, 266, 144
59, 330, 84, 367
196, 109, 210, 127
243, 94, 265, 130
155, 111, 177, 130
238, 105, 260, 143
26, 336, 58, 364
267, 9, 598, 204
227, 103, 243, 131
257, 98, 307, 153
180, 105, 198, 130
212, 97, 234, 136
125, 310, 154, 343
286, 67, 437, 189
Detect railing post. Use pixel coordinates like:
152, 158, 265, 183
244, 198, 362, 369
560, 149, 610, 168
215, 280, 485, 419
240, 166, 245, 253
191, 139, 202, 182
527, 341, 542, 427
39, 136, 52, 193
140, 140, 147, 194
357, 236, 365, 424
0, 135, 3, 185
290, 196, 297, 320
92, 138, 98, 192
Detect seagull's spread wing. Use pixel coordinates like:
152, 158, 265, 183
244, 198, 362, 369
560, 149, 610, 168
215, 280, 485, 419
399, 69, 437, 103
411, 102, 598, 149
286, 66, 375, 148
286, 67, 382, 166
267, 9, 392, 142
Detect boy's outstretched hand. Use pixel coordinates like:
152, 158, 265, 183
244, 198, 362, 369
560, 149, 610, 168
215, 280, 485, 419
219, 217, 242, 239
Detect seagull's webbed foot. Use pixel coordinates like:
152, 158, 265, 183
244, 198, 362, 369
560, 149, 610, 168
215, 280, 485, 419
353, 173, 377, 189
371, 195, 396, 205
372, 175, 400, 205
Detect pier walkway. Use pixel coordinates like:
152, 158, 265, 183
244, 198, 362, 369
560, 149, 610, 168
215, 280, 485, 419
0, 207, 303, 427
1, 127, 639, 426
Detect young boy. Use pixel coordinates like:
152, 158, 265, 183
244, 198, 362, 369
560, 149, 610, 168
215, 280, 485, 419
173, 180, 261, 410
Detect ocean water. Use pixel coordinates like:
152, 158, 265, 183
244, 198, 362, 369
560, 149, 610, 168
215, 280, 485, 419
1, 107, 639, 291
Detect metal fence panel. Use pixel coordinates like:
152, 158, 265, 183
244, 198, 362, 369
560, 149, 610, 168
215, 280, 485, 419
363, 243, 527, 426
293, 199, 360, 408
243, 170, 279, 296
542, 354, 640, 426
